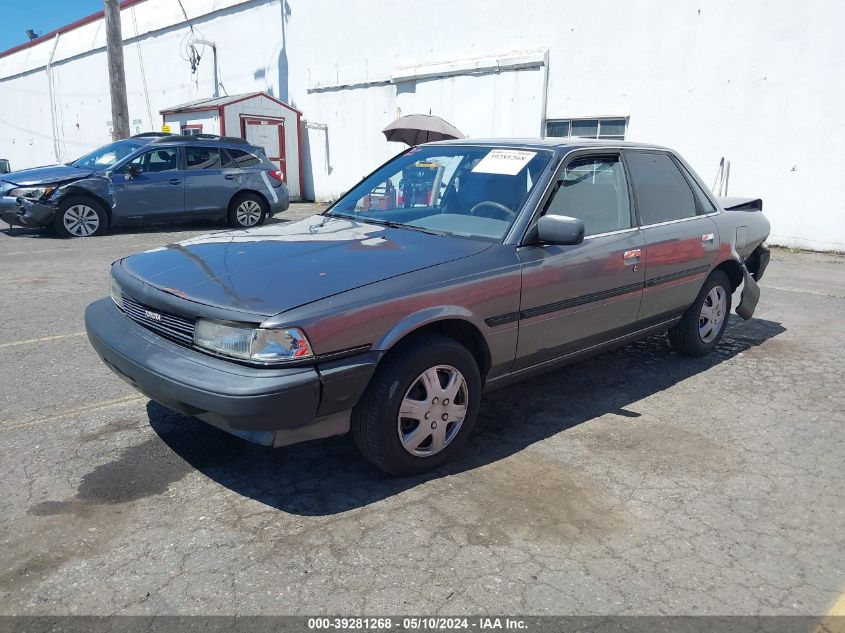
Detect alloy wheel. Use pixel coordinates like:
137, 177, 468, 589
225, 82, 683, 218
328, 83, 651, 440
236, 200, 262, 226
63, 204, 100, 237
397, 365, 468, 457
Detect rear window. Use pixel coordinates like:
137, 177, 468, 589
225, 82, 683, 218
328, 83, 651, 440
185, 147, 223, 170
225, 148, 261, 168
626, 152, 698, 225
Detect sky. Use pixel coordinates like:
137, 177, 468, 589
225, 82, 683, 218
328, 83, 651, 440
0, 0, 105, 53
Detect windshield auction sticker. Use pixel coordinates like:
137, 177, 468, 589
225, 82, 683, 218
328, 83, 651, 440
471, 149, 537, 175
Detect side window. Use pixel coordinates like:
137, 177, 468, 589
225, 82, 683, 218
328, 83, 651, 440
126, 148, 178, 173
679, 163, 716, 214
226, 148, 261, 168
626, 152, 698, 224
544, 156, 632, 236
185, 146, 222, 170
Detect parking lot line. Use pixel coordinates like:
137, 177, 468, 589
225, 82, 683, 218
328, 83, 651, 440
0, 332, 86, 349
815, 590, 845, 633
0, 242, 149, 257
1, 394, 146, 432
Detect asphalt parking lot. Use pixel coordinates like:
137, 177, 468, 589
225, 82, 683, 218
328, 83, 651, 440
0, 206, 843, 616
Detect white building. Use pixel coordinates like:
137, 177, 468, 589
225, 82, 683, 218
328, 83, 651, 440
0, 0, 842, 250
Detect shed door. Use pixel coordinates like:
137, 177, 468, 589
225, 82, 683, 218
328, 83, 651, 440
243, 117, 286, 182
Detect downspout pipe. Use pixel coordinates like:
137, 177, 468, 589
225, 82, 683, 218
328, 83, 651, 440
46, 33, 61, 162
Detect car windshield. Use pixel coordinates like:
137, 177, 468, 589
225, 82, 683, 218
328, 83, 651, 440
70, 139, 146, 169
328, 146, 552, 241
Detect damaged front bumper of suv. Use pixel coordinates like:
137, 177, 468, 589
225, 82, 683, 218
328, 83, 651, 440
0, 195, 56, 228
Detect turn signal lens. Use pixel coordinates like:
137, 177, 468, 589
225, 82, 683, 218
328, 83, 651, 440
110, 276, 124, 310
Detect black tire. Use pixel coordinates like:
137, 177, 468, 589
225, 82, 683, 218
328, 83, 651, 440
668, 270, 732, 357
227, 192, 268, 228
52, 195, 108, 238
352, 334, 482, 476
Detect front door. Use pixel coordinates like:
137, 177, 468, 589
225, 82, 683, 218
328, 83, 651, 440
111, 147, 184, 222
514, 153, 645, 371
243, 117, 286, 181
624, 150, 721, 322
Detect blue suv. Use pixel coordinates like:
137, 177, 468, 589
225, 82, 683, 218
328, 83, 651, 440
0, 134, 289, 237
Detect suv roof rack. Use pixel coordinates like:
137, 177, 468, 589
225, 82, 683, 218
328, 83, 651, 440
131, 132, 172, 138
149, 134, 252, 145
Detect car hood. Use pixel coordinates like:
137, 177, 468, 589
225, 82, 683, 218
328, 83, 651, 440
121, 215, 492, 317
1, 164, 94, 186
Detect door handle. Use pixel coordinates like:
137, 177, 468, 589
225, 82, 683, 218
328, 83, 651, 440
623, 249, 641, 265
701, 233, 715, 243
169, 178, 182, 185
224, 174, 236, 180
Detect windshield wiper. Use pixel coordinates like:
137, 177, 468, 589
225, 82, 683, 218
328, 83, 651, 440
330, 213, 447, 236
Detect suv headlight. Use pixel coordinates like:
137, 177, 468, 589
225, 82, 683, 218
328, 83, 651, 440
194, 320, 314, 363
9, 186, 55, 200
110, 276, 124, 310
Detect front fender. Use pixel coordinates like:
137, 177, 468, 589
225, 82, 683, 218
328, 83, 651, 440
55, 176, 115, 216
374, 306, 482, 351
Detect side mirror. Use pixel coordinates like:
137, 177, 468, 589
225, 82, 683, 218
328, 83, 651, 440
536, 214, 585, 245
124, 164, 143, 178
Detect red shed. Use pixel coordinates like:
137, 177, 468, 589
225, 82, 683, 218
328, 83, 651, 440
161, 92, 303, 200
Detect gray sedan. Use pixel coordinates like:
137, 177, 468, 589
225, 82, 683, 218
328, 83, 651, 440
85, 139, 770, 476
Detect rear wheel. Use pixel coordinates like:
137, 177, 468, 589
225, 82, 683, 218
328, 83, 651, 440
52, 196, 108, 238
352, 334, 481, 476
668, 270, 732, 357
227, 193, 267, 228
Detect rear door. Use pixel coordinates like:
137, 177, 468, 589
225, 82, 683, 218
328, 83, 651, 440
624, 150, 720, 322
514, 153, 645, 370
183, 146, 239, 217
243, 118, 287, 182
110, 147, 183, 222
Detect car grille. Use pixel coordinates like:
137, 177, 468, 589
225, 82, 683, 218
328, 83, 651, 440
121, 295, 196, 347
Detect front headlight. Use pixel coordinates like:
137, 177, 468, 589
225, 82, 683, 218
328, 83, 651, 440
110, 276, 124, 310
193, 320, 314, 364
9, 186, 55, 200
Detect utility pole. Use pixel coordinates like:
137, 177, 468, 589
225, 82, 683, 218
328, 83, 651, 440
104, 0, 130, 140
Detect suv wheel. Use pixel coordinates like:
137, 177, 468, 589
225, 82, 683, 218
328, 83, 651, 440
52, 196, 108, 238
668, 270, 732, 357
352, 334, 482, 476
228, 193, 267, 228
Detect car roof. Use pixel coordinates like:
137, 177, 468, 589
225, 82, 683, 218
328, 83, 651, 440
424, 137, 671, 152
130, 133, 261, 152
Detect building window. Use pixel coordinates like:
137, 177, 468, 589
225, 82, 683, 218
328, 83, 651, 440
545, 117, 627, 140
180, 124, 204, 136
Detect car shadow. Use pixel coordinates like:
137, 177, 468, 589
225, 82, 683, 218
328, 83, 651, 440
0, 216, 296, 240
145, 315, 786, 516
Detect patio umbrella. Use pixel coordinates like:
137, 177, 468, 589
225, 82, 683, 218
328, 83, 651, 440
382, 114, 465, 146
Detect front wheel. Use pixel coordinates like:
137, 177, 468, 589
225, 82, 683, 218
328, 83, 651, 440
52, 196, 108, 238
352, 334, 482, 476
668, 270, 732, 357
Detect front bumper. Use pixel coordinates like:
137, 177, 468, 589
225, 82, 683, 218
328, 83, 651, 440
0, 195, 55, 228
85, 298, 377, 447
